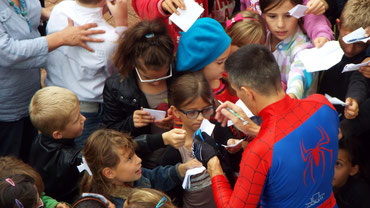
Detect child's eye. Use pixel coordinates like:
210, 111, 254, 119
336, 162, 342, 167
267, 15, 276, 19
285, 14, 292, 18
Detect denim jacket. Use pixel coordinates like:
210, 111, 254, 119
110, 164, 182, 208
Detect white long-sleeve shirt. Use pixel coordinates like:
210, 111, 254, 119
45, 1, 127, 103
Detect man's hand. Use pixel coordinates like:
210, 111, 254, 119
305, 0, 328, 15
192, 130, 218, 167
161, 0, 185, 15
162, 128, 186, 149
344, 97, 359, 119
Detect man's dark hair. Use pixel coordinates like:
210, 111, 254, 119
225, 44, 282, 95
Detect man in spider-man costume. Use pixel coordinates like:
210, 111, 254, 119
193, 44, 339, 208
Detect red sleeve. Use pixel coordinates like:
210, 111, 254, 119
212, 134, 273, 208
132, 0, 169, 20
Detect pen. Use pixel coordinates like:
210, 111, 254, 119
347, 36, 367, 43
218, 100, 248, 125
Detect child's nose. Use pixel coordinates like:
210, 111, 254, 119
196, 112, 205, 121
277, 17, 285, 28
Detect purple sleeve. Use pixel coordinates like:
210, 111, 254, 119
303, 14, 334, 42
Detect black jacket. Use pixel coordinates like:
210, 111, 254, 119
28, 134, 82, 203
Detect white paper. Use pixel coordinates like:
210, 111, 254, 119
288, 5, 308, 19
298, 41, 344, 72
343, 27, 370, 44
169, 0, 204, 32
325, 94, 348, 106
182, 166, 206, 189
222, 138, 245, 148
142, 108, 166, 120
342, 60, 370, 73
227, 99, 254, 127
200, 119, 215, 136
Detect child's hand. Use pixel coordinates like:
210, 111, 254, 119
56, 203, 70, 208
106, 0, 128, 27
225, 138, 245, 154
154, 114, 174, 130
305, 0, 328, 15
161, 0, 185, 15
162, 128, 186, 149
313, 37, 329, 48
215, 101, 260, 137
133, 109, 154, 128
178, 159, 202, 177
344, 97, 359, 119
359, 57, 370, 78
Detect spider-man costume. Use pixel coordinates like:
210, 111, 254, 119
212, 94, 339, 208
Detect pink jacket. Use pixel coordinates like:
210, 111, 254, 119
240, 0, 334, 41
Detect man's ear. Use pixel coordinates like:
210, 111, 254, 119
240, 86, 255, 102
102, 167, 115, 180
349, 164, 360, 176
52, 131, 63, 139
336, 18, 341, 31
171, 105, 180, 118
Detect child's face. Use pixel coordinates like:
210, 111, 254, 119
332, 149, 359, 189
203, 45, 231, 83
264, 0, 298, 42
59, 104, 86, 139
175, 97, 214, 133
339, 26, 368, 58
110, 148, 142, 185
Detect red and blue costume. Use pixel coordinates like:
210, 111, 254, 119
212, 94, 339, 208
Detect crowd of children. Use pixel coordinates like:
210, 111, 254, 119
0, 0, 369, 207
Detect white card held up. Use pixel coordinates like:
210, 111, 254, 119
182, 166, 206, 189
227, 99, 254, 127
325, 94, 348, 106
343, 27, 370, 44
298, 41, 344, 72
342, 60, 370, 73
169, 0, 204, 32
142, 108, 166, 120
200, 119, 215, 136
222, 138, 246, 148
288, 5, 308, 19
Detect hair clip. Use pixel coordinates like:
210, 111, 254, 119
77, 156, 92, 176
82, 193, 109, 206
155, 196, 168, 208
145, 33, 155, 38
15, 199, 24, 208
226, 13, 259, 29
5, 178, 15, 186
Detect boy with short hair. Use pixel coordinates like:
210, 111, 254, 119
318, 0, 370, 120
45, 0, 128, 147
28, 86, 86, 203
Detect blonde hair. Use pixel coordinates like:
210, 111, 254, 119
81, 129, 136, 199
125, 188, 177, 208
29, 86, 78, 137
226, 10, 266, 47
0, 156, 45, 195
340, 0, 370, 30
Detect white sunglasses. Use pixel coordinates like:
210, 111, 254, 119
135, 65, 172, 83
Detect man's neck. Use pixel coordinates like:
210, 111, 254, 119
255, 90, 286, 115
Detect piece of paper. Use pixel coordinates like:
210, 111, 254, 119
142, 108, 166, 120
227, 99, 254, 127
222, 138, 245, 148
169, 0, 204, 32
298, 41, 344, 72
182, 166, 206, 189
200, 119, 215, 136
288, 5, 308, 19
342, 60, 370, 73
325, 94, 348, 106
343, 27, 370, 44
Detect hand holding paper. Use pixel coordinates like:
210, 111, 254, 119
342, 60, 370, 73
143, 108, 166, 120
325, 94, 348, 106
343, 27, 370, 44
169, 0, 204, 32
289, 5, 308, 19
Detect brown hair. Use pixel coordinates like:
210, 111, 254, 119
125, 188, 177, 208
340, 0, 370, 30
0, 156, 45, 195
169, 71, 214, 108
81, 129, 136, 198
226, 10, 267, 47
112, 19, 174, 79
260, 0, 302, 13
29, 86, 78, 137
